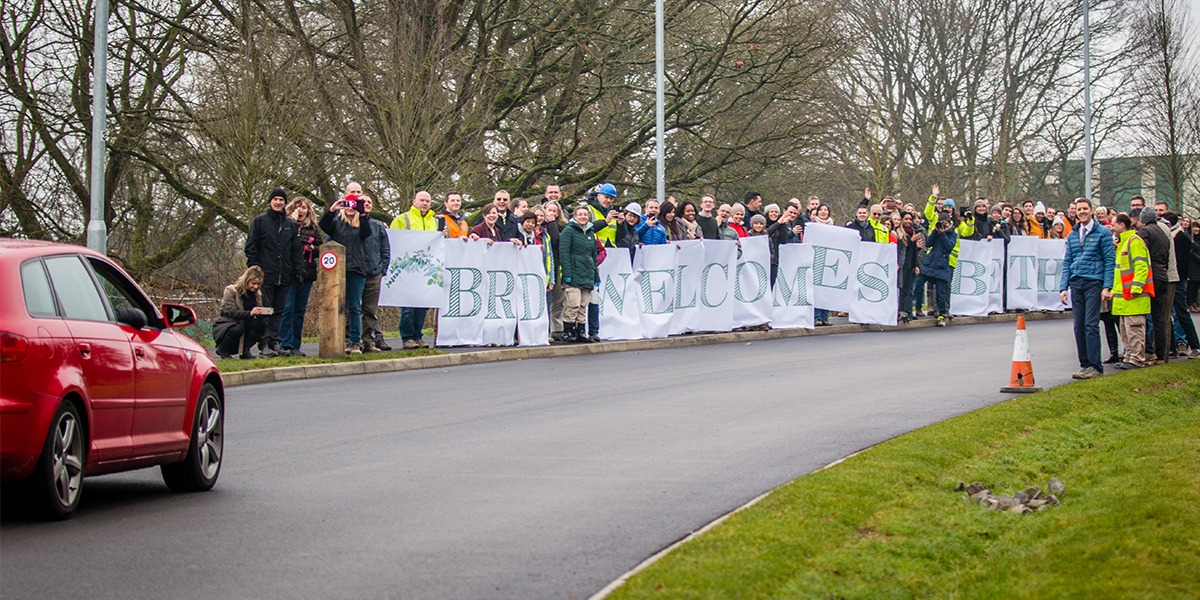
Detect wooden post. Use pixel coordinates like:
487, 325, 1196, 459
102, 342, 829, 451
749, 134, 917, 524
317, 241, 345, 358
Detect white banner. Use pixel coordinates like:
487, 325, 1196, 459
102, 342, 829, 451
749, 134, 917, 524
380, 231, 1071, 344
804, 223, 859, 312
771, 244, 815, 329
698, 240, 737, 332
1037, 239, 1070, 311
669, 240, 705, 335
988, 239, 1005, 314
849, 241, 898, 326
436, 239, 488, 346
597, 247, 644, 341
1005, 236, 1039, 311
950, 239, 993, 317
515, 245, 550, 347
382, 230, 445, 309
732, 235, 773, 328
633, 244, 677, 339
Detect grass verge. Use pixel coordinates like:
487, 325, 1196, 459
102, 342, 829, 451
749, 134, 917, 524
609, 360, 1200, 600
214, 348, 444, 373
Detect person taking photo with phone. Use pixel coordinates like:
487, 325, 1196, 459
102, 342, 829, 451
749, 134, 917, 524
320, 188, 375, 354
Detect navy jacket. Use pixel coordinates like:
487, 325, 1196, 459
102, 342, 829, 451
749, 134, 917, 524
1059, 220, 1115, 291
921, 226, 957, 282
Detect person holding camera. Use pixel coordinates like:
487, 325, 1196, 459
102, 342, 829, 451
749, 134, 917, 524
213, 266, 270, 359
320, 189, 374, 354
637, 199, 668, 245
914, 210, 958, 326
244, 187, 303, 357
278, 196, 320, 356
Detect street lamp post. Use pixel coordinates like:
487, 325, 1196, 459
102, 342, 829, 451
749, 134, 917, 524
87, 0, 109, 253
655, 0, 665, 205
1083, 0, 1093, 201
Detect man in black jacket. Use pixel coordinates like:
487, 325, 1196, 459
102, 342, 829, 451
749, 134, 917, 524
245, 187, 303, 356
1135, 207, 1171, 363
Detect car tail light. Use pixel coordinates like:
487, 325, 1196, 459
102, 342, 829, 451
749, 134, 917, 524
0, 331, 28, 363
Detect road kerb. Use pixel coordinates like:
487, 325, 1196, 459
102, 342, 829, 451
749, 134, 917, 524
222, 311, 1073, 387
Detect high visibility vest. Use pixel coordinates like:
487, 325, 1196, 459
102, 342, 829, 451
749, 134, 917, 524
438, 212, 469, 238
869, 218, 890, 244
390, 208, 438, 231
1112, 230, 1154, 316
588, 204, 617, 247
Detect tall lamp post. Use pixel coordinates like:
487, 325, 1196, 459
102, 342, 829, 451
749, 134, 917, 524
87, 0, 109, 253
655, 0, 665, 205
1083, 0, 1093, 201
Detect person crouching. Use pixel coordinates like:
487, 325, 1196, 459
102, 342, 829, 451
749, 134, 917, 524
213, 266, 269, 359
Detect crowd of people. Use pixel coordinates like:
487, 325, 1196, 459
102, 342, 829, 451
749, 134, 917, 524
212, 182, 1200, 367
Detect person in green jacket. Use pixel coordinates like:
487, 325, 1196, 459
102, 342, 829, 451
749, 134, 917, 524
1105, 213, 1153, 370
559, 205, 600, 343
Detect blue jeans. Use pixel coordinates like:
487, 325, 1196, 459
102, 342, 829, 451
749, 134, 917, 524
346, 274, 367, 345
914, 274, 950, 315
1069, 278, 1103, 372
279, 280, 313, 350
815, 308, 829, 322
399, 307, 428, 342
587, 302, 600, 337
1173, 280, 1199, 349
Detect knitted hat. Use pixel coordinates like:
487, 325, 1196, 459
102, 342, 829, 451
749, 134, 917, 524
943, 198, 955, 209
1034, 202, 1046, 215
1139, 206, 1157, 225
1053, 215, 1065, 228
764, 203, 780, 214
750, 214, 767, 226
269, 187, 288, 203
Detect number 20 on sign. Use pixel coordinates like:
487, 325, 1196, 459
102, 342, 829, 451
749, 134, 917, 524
320, 252, 338, 270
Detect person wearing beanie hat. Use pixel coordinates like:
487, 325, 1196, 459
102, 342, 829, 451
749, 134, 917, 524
615, 201, 642, 258
244, 186, 303, 357
748, 213, 768, 235
1060, 198, 1115, 379
1050, 214, 1067, 239
764, 203, 780, 226
1135, 205, 1172, 363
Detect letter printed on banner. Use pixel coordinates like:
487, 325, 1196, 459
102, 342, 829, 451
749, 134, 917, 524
771, 243, 815, 329
803, 223, 859, 313
732, 235, 773, 328
436, 239, 488, 346
988, 239, 1005, 314
1037, 239, 1069, 311
514, 245, 550, 346
381, 230, 445, 308
669, 240, 705, 335
598, 247, 645, 341
1005, 236, 1038, 310
698, 240, 737, 332
848, 241, 897, 326
634, 244, 678, 339
950, 239, 991, 317
481, 242, 520, 346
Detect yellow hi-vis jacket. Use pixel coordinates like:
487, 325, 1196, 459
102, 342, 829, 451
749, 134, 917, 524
390, 208, 438, 231
924, 195, 974, 267
1112, 230, 1153, 316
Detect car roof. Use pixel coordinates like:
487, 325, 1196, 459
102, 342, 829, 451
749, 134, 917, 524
0, 238, 106, 261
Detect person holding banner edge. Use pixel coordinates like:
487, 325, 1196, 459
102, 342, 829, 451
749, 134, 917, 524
1059, 198, 1115, 379
391, 190, 439, 350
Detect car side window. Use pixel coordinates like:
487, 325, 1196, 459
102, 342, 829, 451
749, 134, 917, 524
86, 258, 163, 328
43, 256, 110, 322
20, 260, 59, 318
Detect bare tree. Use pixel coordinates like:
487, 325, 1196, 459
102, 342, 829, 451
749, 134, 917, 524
1127, 0, 1200, 213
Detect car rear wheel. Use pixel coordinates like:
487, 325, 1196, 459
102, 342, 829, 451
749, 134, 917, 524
30, 401, 86, 520
161, 383, 223, 492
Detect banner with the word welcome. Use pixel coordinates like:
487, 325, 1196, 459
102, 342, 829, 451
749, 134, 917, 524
380, 230, 1073, 346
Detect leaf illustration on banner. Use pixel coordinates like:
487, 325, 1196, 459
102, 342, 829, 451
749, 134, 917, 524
388, 249, 445, 287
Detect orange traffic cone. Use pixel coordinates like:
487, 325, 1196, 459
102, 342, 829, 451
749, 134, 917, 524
1001, 316, 1043, 393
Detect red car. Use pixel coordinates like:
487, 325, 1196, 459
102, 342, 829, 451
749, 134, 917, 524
1, 239, 224, 519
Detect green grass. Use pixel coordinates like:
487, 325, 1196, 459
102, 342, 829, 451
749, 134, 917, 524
214, 347, 444, 372
610, 360, 1200, 600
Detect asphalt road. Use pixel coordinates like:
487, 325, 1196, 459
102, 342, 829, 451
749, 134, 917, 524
0, 318, 1126, 599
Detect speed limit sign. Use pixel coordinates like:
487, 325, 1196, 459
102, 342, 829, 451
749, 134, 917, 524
320, 251, 338, 270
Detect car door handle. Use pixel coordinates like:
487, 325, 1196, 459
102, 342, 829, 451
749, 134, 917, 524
134, 347, 145, 359
78, 342, 91, 357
